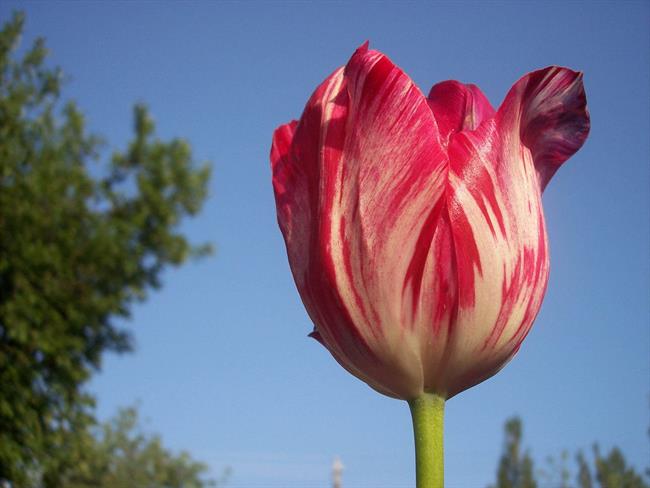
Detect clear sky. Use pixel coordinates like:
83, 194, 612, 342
1, 2, 648, 487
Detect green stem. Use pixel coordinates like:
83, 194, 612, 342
408, 393, 445, 488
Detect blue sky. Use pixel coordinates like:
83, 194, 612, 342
1, 2, 648, 487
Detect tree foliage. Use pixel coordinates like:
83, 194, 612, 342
489, 417, 537, 488
489, 417, 649, 488
55, 407, 225, 488
0, 12, 211, 484
588, 445, 649, 488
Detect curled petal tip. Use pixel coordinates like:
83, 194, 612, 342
514, 65, 590, 190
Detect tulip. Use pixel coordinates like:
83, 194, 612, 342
271, 43, 589, 487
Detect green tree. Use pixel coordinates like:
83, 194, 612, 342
0, 12, 211, 485
590, 445, 649, 488
540, 450, 571, 488
56, 407, 227, 488
489, 417, 537, 488
489, 417, 650, 488
576, 450, 593, 488
542, 441, 649, 488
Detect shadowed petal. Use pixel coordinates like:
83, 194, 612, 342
271, 67, 382, 384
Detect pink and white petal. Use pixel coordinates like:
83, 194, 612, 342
499, 66, 590, 191
434, 67, 588, 397
272, 68, 385, 387
427, 81, 495, 147
418, 206, 460, 394
438, 117, 550, 398
275, 45, 452, 399
325, 45, 454, 399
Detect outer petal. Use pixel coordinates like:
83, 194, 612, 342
272, 45, 449, 399
272, 69, 384, 393
427, 81, 495, 147
436, 67, 589, 397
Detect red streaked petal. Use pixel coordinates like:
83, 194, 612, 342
273, 62, 402, 397
498, 66, 590, 191
273, 66, 377, 362
427, 80, 495, 147
424, 67, 588, 397
273, 45, 450, 399
271, 67, 347, 287
331, 45, 451, 399
438, 117, 550, 398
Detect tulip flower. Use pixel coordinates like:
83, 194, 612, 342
271, 43, 589, 487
